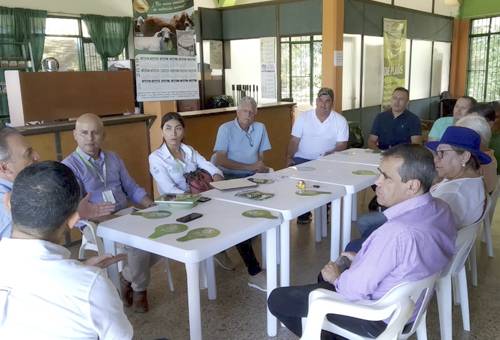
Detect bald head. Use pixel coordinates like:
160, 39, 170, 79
73, 113, 105, 159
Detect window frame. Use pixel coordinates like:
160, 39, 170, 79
467, 16, 500, 102
280, 34, 322, 106
44, 15, 129, 71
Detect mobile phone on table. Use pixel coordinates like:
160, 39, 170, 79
198, 196, 211, 203
176, 212, 203, 223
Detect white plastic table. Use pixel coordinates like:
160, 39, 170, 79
204, 176, 346, 289
321, 148, 382, 167
97, 200, 280, 340
276, 160, 378, 252
321, 148, 382, 220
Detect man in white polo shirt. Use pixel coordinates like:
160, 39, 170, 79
286, 87, 349, 223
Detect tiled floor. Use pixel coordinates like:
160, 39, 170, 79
76, 191, 500, 339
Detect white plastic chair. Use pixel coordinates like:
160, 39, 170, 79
436, 211, 487, 340
482, 178, 499, 258
78, 220, 104, 259
78, 220, 175, 292
300, 273, 439, 340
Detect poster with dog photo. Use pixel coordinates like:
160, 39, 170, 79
133, 0, 199, 101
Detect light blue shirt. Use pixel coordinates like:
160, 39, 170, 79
213, 119, 271, 176
0, 178, 13, 239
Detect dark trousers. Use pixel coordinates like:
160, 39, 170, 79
267, 275, 387, 339
222, 171, 261, 275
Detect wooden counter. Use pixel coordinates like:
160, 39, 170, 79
146, 102, 295, 171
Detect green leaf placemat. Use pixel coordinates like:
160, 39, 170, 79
242, 209, 278, 219
131, 210, 172, 219
248, 178, 274, 184
295, 190, 332, 196
176, 227, 221, 242
148, 223, 188, 239
235, 190, 274, 201
352, 170, 377, 176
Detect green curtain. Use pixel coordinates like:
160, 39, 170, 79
82, 14, 131, 70
0, 6, 46, 119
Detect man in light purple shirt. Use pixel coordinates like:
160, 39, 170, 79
63, 113, 155, 313
268, 144, 457, 338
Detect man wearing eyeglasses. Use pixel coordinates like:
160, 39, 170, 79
213, 96, 272, 179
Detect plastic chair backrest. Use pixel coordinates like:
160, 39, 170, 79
487, 179, 500, 224
443, 198, 489, 277
81, 221, 104, 255
369, 273, 439, 338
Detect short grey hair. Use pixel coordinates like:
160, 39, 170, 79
237, 96, 257, 112
382, 144, 437, 193
456, 114, 492, 146
0, 127, 21, 162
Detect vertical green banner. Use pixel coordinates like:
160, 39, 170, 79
382, 18, 407, 107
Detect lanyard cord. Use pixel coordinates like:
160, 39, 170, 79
76, 149, 107, 188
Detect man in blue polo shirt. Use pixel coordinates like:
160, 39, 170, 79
213, 96, 272, 178
367, 87, 422, 151
212, 96, 271, 291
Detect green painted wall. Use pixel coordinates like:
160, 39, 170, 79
461, 0, 500, 19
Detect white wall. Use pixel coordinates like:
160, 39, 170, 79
0, 0, 132, 16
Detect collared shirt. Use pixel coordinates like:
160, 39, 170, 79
431, 177, 486, 228
62, 148, 147, 211
370, 109, 421, 150
291, 109, 349, 160
0, 178, 12, 239
0, 238, 132, 339
213, 119, 271, 176
149, 143, 223, 194
335, 193, 456, 301
428, 116, 454, 141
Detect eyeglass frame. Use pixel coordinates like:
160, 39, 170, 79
434, 149, 456, 159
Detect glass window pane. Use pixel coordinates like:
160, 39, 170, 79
312, 40, 322, 101
45, 18, 79, 36
431, 42, 451, 96
404, 39, 411, 89
313, 35, 322, 41
409, 40, 432, 100
467, 36, 488, 101
82, 21, 91, 38
224, 39, 262, 103
394, 0, 432, 13
491, 16, 500, 33
471, 18, 491, 35
291, 42, 311, 104
434, 0, 460, 17
486, 34, 500, 101
42, 37, 80, 71
291, 36, 310, 42
281, 42, 290, 99
342, 34, 361, 110
84, 42, 103, 71
362, 36, 383, 107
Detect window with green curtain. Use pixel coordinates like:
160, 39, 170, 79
81, 14, 131, 70
0, 6, 47, 121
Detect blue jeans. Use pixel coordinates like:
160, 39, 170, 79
345, 212, 387, 253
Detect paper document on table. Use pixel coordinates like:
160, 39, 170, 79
210, 178, 258, 191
